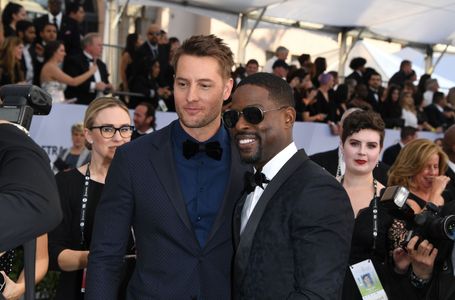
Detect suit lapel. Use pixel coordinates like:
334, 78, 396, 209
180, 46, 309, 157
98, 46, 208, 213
148, 123, 193, 233
234, 149, 309, 286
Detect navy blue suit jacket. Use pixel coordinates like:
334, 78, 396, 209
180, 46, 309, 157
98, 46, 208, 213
85, 121, 247, 299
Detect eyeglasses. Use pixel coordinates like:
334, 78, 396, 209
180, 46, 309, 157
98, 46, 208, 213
148, 31, 161, 36
222, 106, 288, 128
90, 125, 134, 138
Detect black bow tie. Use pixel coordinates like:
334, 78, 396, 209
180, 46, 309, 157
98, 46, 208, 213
244, 171, 270, 194
182, 139, 223, 161
86, 57, 94, 63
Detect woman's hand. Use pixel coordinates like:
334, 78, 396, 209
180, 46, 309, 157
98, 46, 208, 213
1, 271, 24, 300
89, 64, 98, 74
406, 236, 438, 280
430, 175, 450, 206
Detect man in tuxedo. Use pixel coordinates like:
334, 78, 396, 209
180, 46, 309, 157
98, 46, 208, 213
382, 126, 417, 166
425, 91, 455, 130
63, 33, 111, 105
345, 57, 367, 86
16, 20, 37, 84
226, 72, 354, 299
442, 124, 455, 201
366, 70, 383, 113
86, 34, 247, 299
33, 0, 81, 55
310, 108, 390, 185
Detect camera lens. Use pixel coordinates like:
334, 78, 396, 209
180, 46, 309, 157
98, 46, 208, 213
443, 215, 455, 240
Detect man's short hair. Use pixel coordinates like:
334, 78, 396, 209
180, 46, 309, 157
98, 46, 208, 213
400, 126, 418, 140
400, 60, 412, 69
276, 46, 288, 54
82, 33, 100, 49
433, 91, 445, 104
172, 34, 234, 80
41, 22, 57, 33
349, 57, 367, 70
137, 102, 156, 128
272, 59, 289, 70
16, 20, 34, 33
66, 1, 83, 14
237, 72, 294, 107
246, 59, 259, 66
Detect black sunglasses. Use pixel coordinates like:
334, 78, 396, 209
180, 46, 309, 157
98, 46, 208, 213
222, 106, 287, 128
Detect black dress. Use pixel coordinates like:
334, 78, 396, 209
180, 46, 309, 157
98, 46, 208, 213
48, 169, 103, 300
342, 193, 422, 300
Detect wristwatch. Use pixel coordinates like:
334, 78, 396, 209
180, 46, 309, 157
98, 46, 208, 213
0, 272, 5, 293
410, 270, 431, 288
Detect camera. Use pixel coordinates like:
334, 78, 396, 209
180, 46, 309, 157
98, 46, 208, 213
0, 84, 52, 130
380, 186, 455, 246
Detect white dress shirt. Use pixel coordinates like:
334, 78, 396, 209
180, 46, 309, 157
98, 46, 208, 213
240, 142, 298, 234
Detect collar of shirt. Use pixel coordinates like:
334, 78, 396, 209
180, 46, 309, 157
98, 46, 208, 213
338, 146, 346, 177
83, 51, 94, 61
137, 127, 154, 135
49, 12, 62, 28
147, 41, 158, 50
436, 104, 444, 112
448, 160, 455, 174
256, 142, 298, 182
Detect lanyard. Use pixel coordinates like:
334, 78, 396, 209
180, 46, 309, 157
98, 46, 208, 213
372, 179, 378, 251
80, 163, 90, 247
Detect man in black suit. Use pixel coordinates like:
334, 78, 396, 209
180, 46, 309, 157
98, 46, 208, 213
63, 33, 112, 105
33, 0, 81, 55
442, 124, 455, 201
0, 121, 62, 251
86, 34, 247, 299
310, 108, 390, 185
16, 20, 37, 84
345, 57, 367, 86
226, 72, 354, 299
366, 70, 383, 113
389, 59, 413, 88
425, 91, 455, 130
382, 126, 418, 166
135, 23, 171, 84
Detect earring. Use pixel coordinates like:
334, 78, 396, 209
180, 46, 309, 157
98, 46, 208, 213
376, 161, 379, 168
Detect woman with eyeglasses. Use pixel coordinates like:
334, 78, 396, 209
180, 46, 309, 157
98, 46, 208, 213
48, 97, 134, 300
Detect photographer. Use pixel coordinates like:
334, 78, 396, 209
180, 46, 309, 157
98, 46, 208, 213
0, 121, 62, 251
388, 138, 453, 300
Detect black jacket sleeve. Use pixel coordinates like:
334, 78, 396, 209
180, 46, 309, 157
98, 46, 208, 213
0, 123, 62, 251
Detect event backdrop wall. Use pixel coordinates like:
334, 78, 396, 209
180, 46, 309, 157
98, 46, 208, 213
30, 104, 442, 165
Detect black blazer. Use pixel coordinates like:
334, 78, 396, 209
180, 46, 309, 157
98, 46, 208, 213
233, 150, 354, 299
63, 54, 109, 105
0, 124, 62, 251
382, 143, 402, 167
85, 121, 248, 299
425, 104, 452, 129
33, 15, 81, 55
310, 147, 390, 185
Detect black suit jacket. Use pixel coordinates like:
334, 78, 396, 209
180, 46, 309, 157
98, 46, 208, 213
86, 121, 248, 299
33, 15, 81, 55
233, 150, 354, 299
134, 42, 171, 85
425, 104, 451, 129
63, 54, 109, 105
346, 71, 365, 85
0, 124, 62, 251
310, 147, 390, 185
382, 143, 402, 167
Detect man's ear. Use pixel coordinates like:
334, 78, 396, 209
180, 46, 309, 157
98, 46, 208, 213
284, 106, 296, 128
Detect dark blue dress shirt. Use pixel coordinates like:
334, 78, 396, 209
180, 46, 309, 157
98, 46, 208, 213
172, 121, 231, 247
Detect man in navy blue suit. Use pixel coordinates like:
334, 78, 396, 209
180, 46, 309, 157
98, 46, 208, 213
85, 34, 247, 299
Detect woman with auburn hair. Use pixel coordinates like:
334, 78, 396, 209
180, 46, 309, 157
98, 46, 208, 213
388, 139, 452, 299
0, 36, 25, 85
